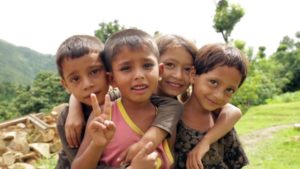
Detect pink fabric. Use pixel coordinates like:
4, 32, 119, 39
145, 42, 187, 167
100, 100, 172, 169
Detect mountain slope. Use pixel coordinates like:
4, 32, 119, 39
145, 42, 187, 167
0, 39, 56, 85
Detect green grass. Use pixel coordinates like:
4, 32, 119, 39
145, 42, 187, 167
242, 128, 300, 169
235, 99, 300, 169
236, 101, 300, 135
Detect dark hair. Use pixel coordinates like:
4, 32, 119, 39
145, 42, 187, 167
56, 35, 104, 78
103, 28, 159, 72
156, 34, 197, 62
194, 43, 248, 87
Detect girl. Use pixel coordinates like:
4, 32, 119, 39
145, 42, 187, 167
175, 43, 249, 169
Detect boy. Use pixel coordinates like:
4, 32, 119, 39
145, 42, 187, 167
55, 35, 182, 169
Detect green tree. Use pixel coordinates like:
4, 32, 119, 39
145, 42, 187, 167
256, 46, 266, 59
213, 0, 244, 43
11, 72, 69, 115
94, 20, 125, 43
273, 32, 300, 91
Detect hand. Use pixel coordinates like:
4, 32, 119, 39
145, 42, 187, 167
88, 93, 115, 147
88, 118, 116, 147
128, 142, 158, 169
186, 139, 210, 169
117, 141, 143, 164
65, 106, 84, 148
91, 93, 111, 121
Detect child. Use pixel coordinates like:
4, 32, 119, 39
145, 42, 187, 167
175, 43, 249, 169
64, 34, 243, 167
71, 29, 174, 169
156, 34, 243, 164
55, 34, 177, 169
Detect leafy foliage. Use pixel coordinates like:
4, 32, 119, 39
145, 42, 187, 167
266, 91, 300, 104
94, 20, 125, 43
272, 33, 300, 92
0, 72, 68, 121
213, 0, 244, 43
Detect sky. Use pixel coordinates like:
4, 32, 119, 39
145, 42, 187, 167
0, 0, 299, 56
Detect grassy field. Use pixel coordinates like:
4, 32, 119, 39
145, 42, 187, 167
236, 101, 300, 169
236, 101, 300, 135
242, 128, 300, 169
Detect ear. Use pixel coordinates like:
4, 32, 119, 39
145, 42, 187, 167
60, 78, 70, 94
159, 63, 164, 80
189, 67, 196, 84
107, 72, 117, 88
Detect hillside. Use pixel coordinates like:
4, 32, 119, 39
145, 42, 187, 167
0, 39, 56, 85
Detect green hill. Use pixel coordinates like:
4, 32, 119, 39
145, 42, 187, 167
0, 39, 56, 85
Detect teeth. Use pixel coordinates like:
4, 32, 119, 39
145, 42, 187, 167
132, 85, 146, 90
168, 82, 181, 88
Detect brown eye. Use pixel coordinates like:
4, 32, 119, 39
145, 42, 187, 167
164, 62, 175, 69
209, 80, 218, 87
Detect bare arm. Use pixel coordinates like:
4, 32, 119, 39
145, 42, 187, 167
65, 94, 85, 148
72, 94, 115, 169
186, 103, 242, 169
204, 103, 242, 143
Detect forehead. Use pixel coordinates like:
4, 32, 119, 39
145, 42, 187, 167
160, 47, 194, 65
62, 53, 102, 77
113, 46, 158, 62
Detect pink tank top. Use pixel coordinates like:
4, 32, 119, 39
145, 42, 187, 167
100, 99, 173, 169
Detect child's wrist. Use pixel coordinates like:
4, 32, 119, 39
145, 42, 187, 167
90, 140, 106, 149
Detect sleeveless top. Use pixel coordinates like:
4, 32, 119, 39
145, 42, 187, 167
175, 120, 248, 169
100, 99, 174, 169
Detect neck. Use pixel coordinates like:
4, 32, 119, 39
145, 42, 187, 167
184, 95, 210, 115
120, 98, 153, 113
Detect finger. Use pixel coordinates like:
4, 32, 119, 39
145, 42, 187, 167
90, 120, 107, 130
104, 120, 115, 131
74, 126, 82, 147
117, 148, 129, 163
65, 128, 75, 148
192, 155, 200, 169
102, 94, 112, 119
136, 141, 153, 158
148, 151, 158, 160
91, 93, 101, 116
69, 129, 78, 148
198, 161, 204, 169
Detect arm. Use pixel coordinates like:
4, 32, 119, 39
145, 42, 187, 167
186, 103, 242, 169
56, 106, 79, 166
72, 94, 115, 169
204, 103, 242, 144
65, 94, 85, 148
117, 96, 183, 164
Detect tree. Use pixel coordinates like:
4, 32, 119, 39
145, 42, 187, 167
256, 46, 266, 59
94, 20, 125, 43
11, 72, 69, 115
213, 0, 244, 43
272, 32, 300, 92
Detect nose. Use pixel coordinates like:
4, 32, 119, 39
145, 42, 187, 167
82, 77, 94, 90
133, 68, 145, 80
173, 68, 184, 80
212, 89, 225, 102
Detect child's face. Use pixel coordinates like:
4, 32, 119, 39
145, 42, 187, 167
158, 47, 194, 97
61, 53, 109, 106
191, 66, 241, 111
110, 47, 160, 103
